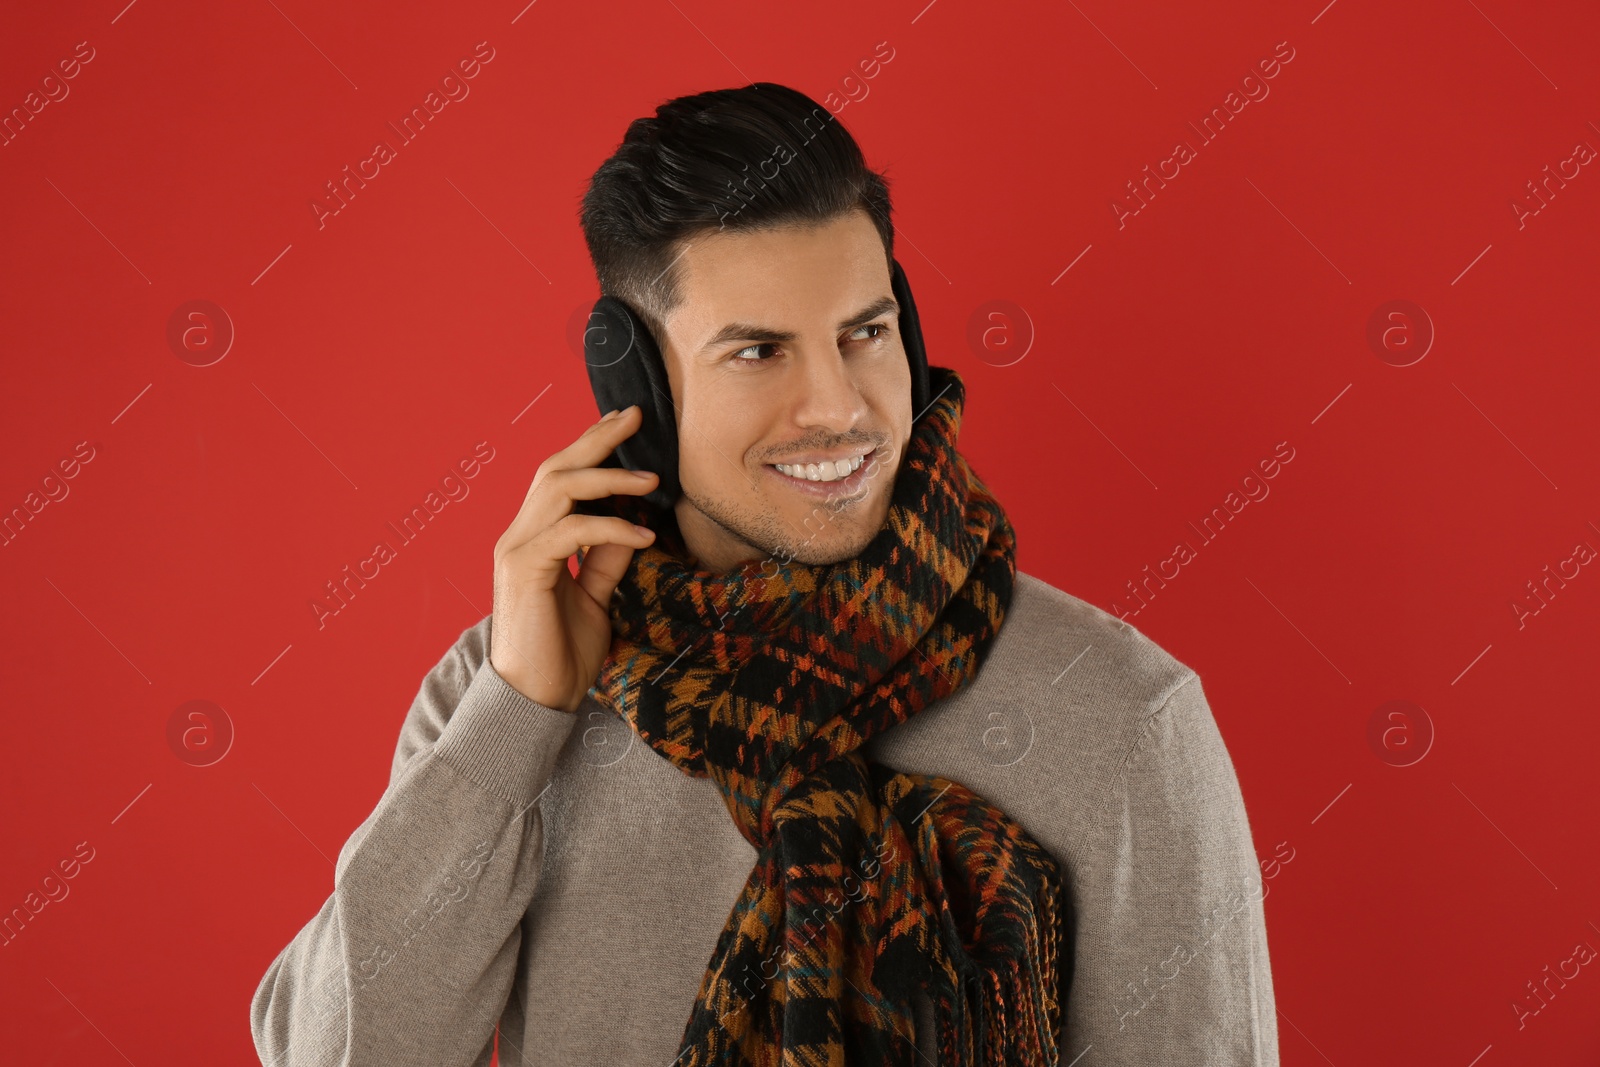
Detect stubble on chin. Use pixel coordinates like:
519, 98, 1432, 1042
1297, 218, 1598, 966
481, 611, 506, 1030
773, 488, 888, 567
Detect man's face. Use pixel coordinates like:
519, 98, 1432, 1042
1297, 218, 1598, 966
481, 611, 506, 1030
656, 209, 913, 574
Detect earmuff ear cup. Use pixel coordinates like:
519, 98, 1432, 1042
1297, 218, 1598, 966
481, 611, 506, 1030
890, 258, 933, 420
580, 296, 681, 511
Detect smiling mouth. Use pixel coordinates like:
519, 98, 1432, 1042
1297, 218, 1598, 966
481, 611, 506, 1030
765, 448, 877, 498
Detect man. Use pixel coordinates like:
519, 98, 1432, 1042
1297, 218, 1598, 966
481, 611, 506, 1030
251, 82, 1279, 1065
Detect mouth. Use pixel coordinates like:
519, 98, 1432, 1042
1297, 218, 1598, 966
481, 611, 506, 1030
765, 448, 877, 500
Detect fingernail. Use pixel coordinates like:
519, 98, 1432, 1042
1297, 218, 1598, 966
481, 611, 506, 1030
632, 524, 654, 537
601, 408, 620, 421
630, 469, 655, 479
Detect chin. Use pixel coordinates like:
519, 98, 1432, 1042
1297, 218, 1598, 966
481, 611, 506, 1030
774, 498, 886, 565
782, 537, 870, 567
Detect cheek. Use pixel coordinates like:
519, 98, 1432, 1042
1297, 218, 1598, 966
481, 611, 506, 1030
677, 389, 766, 488
871, 344, 913, 421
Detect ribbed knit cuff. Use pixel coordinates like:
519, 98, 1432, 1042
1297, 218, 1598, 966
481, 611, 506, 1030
431, 661, 579, 807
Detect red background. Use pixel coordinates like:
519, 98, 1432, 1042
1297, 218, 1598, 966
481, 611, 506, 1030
3, 0, 1598, 1063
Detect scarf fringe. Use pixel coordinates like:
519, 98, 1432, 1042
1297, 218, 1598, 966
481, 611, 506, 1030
935, 873, 1065, 1067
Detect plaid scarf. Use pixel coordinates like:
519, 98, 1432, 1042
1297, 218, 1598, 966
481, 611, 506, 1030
579, 366, 1068, 1066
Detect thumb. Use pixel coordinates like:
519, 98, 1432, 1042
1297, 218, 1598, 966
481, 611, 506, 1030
575, 541, 635, 609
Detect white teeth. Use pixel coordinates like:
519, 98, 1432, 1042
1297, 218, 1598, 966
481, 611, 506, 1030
774, 453, 865, 483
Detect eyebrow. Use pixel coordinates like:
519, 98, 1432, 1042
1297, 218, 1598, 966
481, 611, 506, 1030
697, 295, 900, 355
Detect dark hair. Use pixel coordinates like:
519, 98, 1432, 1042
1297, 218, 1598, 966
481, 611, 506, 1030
578, 83, 895, 346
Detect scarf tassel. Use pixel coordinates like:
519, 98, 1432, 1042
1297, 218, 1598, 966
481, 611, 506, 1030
932, 875, 1066, 1067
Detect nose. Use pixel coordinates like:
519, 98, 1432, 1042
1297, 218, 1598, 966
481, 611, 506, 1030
788, 345, 868, 434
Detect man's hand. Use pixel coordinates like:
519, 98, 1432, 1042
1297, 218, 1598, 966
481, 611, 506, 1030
490, 405, 658, 712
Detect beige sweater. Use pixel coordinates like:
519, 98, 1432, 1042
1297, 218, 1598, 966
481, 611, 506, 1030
250, 570, 1280, 1065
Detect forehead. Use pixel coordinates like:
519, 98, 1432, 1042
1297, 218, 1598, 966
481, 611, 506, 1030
668, 211, 889, 338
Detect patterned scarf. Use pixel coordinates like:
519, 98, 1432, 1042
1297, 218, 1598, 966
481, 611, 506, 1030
578, 365, 1068, 1066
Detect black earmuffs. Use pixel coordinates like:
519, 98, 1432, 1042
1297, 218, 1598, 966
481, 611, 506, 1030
578, 257, 932, 513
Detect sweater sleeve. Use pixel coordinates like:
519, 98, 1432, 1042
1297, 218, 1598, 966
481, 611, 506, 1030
1062, 673, 1281, 1065
250, 617, 579, 1067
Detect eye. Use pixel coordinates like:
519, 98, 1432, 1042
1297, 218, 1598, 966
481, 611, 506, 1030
851, 323, 893, 344
731, 343, 779, 363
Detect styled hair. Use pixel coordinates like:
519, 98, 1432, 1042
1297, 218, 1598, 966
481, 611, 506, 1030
578, 82, 895, 346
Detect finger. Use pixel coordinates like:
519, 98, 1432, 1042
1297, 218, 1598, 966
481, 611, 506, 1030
525, 513, 653, 574
541, 405, 646, 482
575, 541, 637, 607
509, 404, 647, 511
534, 464, 658, 505
505, 465, 658, 549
